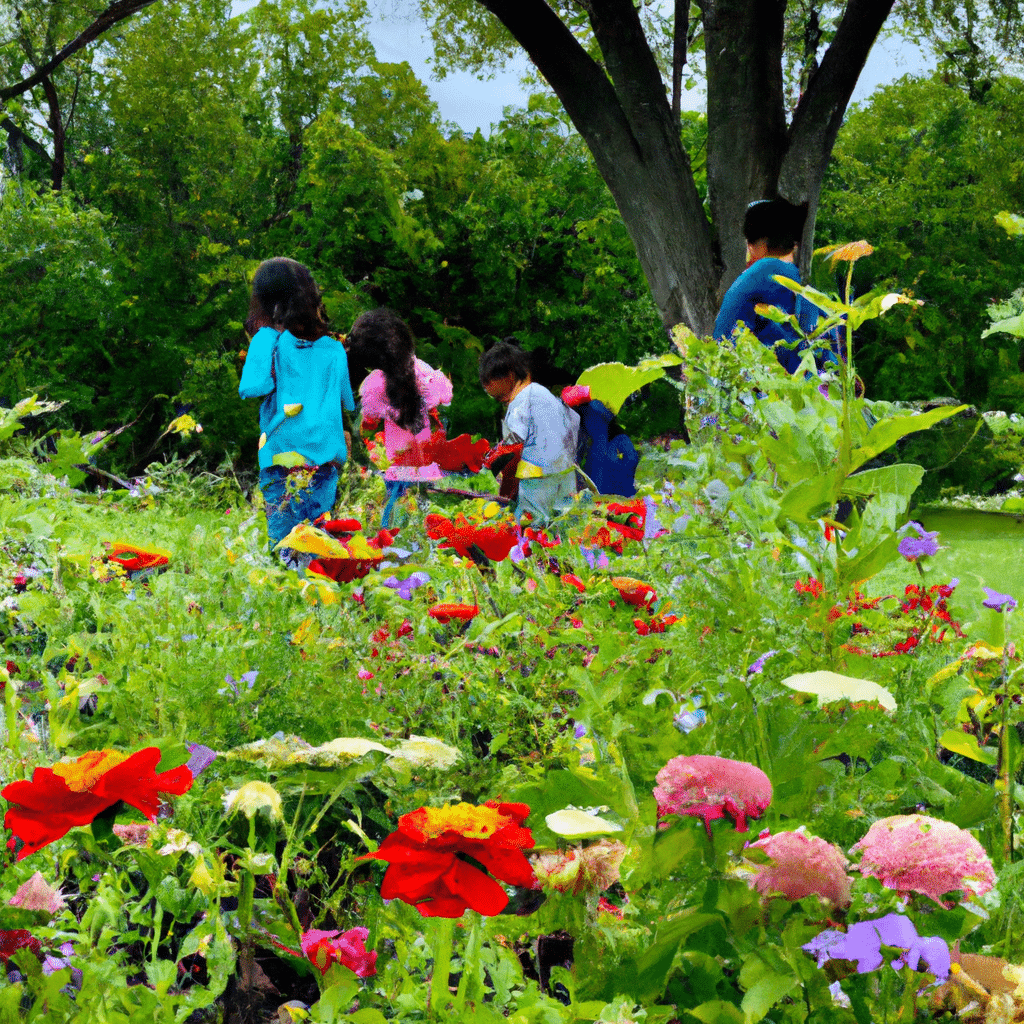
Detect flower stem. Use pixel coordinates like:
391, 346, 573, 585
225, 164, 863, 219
428, 915, 456, 1017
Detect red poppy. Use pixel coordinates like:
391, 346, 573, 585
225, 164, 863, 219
358, 801, 536, 917
2, 748, 193, 860
392, 432, 491, 474
428, 603, 480, 624
307, 525, 395, 584
105, 543, 171, 575
633, 613, 679, 636
561, 574, 586, 593
611, 576, 657, 607
425, 513, 520, 562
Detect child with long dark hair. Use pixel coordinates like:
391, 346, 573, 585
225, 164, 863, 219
346, 309, 452, 523
239, 257, 355, 548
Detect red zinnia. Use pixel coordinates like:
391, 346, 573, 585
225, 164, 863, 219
427, 603, 480, 624
611, 576, 657, 608
358, 801, 536, 917
2, 748, 193, 860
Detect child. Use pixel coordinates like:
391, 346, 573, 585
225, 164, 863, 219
238, 257, 355, 548
714, 198, 823, 374
478, 341, 580, 522
345, 309, 453, 525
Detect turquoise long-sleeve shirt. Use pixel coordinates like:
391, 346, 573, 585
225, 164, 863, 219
239, 327, 355, 470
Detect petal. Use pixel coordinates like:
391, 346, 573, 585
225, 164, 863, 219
379, 853, 454, 904
470, 844, 538, 888
439, 858, 510, 916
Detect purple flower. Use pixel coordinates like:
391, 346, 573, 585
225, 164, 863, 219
186, 743, 218, 777
574, 723, 588, 739
383, 571, 430, 600
747, 650, 779, 676
897, 522, 939, 561
219, 670, 258, 698
982, 587, 1017, 612
580, 546, 609, 570
802, 913, 949, 981
643, 497, 667, 541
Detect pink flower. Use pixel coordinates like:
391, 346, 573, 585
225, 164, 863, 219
112, 822, 153, 847
654, 754, 772, 836
300, 927, 377, 978
745, 830, 851, 906
8, 872, 65, 916
852, 814, 995, 906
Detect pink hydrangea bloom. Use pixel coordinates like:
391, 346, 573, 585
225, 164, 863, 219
852, 814, 995, 905
8, 871, 65, 916
300, 926, 377, 978
746, 829, 851, 906
654, 754, 772, 836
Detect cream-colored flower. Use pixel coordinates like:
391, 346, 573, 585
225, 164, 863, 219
157, 828, 203, 857
389, 735, 461, 769
223, 781, 283, 821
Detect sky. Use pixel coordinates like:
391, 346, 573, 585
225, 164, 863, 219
364, 6, 935, 134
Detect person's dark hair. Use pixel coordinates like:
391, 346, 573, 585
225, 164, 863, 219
246, 257, 330, 341
478, 340, 531, 386
347, 308, 424, 433
743, 199, 809, 254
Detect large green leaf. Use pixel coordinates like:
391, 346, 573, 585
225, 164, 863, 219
938, 729, 997, 766
576, 353, 682, 414
849, 404, 968, 471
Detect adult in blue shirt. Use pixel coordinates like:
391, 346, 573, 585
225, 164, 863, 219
239, 258, 355, 547
714, 198, 819, 374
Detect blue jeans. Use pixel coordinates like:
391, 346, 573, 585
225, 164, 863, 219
259, 464, 339, 547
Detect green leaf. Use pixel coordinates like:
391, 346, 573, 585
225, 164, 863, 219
576, 353, 682, 415
687, 1000, 745, 1024
849, 405, 967, 471
938, 729, 997, 765
740, 973, 799, 1024
982, 313, 1024, 340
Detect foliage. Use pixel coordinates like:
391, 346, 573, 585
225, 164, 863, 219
4, 273, 1024, 1020
818, 74, 1024, 409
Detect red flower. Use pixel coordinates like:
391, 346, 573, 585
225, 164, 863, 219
794, 577, 824, 598
300, 927, 377, 978
105, 543, 171, 576
425, 513, 520, 562
611, 576, 656, 608
561, 574, 586, 593
428, 603, 480, 624
358, 801, 535, 917
0, 929, 41, 964
2, 748, 193, 860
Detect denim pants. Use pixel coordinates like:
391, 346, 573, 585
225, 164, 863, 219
259, 464, 338, 547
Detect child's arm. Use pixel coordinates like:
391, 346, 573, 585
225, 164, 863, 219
238, 327, 279, 399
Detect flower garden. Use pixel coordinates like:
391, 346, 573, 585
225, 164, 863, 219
3, 266, 1024, 1024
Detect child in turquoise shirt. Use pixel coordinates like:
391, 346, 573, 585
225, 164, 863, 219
239, 258, 355, 547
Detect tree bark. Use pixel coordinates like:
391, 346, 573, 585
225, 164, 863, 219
476, 0, 720, 334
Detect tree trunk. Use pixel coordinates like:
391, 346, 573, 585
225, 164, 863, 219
477, 0, 720, 335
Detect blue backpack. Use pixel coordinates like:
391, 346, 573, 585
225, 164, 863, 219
575, 398, 639, 497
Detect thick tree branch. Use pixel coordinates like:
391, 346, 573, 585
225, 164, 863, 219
672, 0, 689, 121
0, 0, 160, 104
780, 0, 896, 261
0, 117, 50, 163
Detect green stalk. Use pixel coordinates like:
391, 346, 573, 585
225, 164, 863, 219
428, 915, 456, 1017
453, 912, 482, 1014
1000, 613, 1013, 863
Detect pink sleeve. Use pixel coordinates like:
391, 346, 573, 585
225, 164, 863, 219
359, 370, 388, 418
416, 360, 453, 409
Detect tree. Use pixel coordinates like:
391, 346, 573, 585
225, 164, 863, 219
413, 0, 1022, 335
818, 73, 1024, 409
1, 0, 160, 189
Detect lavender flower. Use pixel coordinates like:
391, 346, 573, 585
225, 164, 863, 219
897, 522, 939, 561
747, 650, 779, 676
580, 546, 609, 570
982, 587, 1017, 612
186, 743, 218, 777
643, 497, 666, 541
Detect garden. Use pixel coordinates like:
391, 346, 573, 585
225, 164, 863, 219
4, 244, 1024, 1024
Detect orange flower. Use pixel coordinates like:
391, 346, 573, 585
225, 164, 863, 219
3, 748, 193, 860
358, 801, 535, 917
428, 603, 480, 624
105, 543, 171, 575
826, 240, 874, 267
